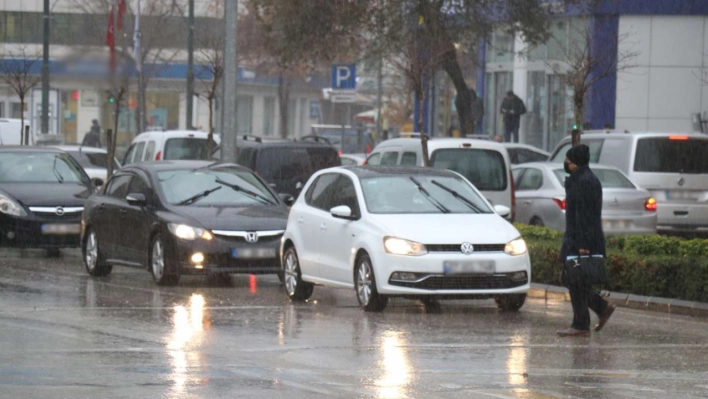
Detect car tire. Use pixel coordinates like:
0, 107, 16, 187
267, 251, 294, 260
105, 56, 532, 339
83, 228, 112, 277
355, 254, 388, 312
530, 217, 544, 227
150, 234, 180, 286
495, 293, 526, 312
282, 247, 313, 301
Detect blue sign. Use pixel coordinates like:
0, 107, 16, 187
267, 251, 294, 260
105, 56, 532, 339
331, 64, 356, 89
310, 100, 321, 119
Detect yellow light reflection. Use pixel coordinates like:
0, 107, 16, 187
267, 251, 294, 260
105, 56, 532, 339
506, 334, 528, 386
167, 294, 207, 396
376, 331, 411, 398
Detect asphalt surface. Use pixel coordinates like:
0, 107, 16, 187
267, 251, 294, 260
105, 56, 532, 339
1, 249, 707, 399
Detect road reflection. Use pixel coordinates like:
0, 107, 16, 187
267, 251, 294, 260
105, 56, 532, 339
506, 333, 528, 386
167, 293, 208, 395
376, 330, 412, 399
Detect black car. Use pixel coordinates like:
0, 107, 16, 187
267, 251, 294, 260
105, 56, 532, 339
215, 136, 341, 197
0, 146, 99, 252
81, 161, 291, 285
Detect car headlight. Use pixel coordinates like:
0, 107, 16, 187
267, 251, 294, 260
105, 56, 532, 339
0, 193, 26, 217
384, 237, 427, 256
505, 238, 527, 256
167, 223, 212, 241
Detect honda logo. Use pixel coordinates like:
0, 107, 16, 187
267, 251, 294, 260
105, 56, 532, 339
460, 242, 474, 255
55, 207, 65, 216
245, 232, 259, 243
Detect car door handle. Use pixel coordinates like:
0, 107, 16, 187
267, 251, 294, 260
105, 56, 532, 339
320, 223, 327, 231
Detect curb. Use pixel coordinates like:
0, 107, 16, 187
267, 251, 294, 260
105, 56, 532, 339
529, 283, 708, 318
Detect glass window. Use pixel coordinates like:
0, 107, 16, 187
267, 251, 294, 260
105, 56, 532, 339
517, 168, 543, 191
306, 174, 358, 214
380, 152, 399, 166
105, 175, 132, 199
123, 144, 136, 165
430, 149, 507, 191
163, 138, 209, 160
67, 151, 120, 170
517, 149, 548, 164
144, 141, 156, 161
287, 99, 297, 137
306, 173, 339, 210
554, 168, 635, 189
0, 152, 88, 184
366, 153, 381, 166
633, 138, 708, 174
361, 174, 492, 214
255, 147, 339, 182
263, 97, 276, 136
512, 168, 525, 189
237, 96, 253, 134
550, 140, 604, 163
11, 102, 24, 119
400, 152, 417, 166
128, 175, 151, 196
133, 142, 146, 163
526, 71, 546, 150
340, 157, 358, 166
237, 148, 256, 169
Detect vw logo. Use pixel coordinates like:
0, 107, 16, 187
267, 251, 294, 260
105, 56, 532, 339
245, 232, 259, 243
678, 177, 685, 187
55, 207, 65, 216
460, 242, 474, 255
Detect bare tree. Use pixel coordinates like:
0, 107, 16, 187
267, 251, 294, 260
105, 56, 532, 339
547, 26, 638, 146
195, 21, 224, 154
0, 47, 42, 144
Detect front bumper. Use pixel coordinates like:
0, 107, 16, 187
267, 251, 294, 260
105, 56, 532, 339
371, 250, 531, 297
0, 213, 81, 249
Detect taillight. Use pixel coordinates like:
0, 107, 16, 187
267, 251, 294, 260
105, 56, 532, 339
645, 197, 657, 211
155, 151, 162, 161
509, 170, 516, 221
338, 150, 343, 156
553, 197, 566, 210
669, 135, 689, 141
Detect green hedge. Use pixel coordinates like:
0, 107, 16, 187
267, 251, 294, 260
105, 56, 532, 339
515, 224, 708, 303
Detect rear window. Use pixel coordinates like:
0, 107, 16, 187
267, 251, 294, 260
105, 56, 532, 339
550, 140, 603, 163
255, 147, 340, 180
633, 137, 708, 174
554, 168, 635, 188
164, 138, 209, 160
68, 151, 120, 170
430, 149, 507, 191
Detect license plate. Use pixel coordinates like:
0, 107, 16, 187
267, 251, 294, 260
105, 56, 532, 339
231, 247, 276, 259
41, 224, 81, 235
666, 190, 699, 200
443, 260, 495, 275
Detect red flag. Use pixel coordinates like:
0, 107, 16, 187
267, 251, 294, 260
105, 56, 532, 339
117, 0, 126, 30
106, 7, 116, 72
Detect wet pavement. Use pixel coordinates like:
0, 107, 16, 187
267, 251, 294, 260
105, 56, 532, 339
1, 249, 707, 399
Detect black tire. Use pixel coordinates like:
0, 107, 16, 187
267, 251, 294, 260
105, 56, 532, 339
150, 234, 180, 286
530, 217, 544, 227
495, 293, 526, 312
355, 254, 388, 312
282, 247, 313, 301
83, 228, 112, 277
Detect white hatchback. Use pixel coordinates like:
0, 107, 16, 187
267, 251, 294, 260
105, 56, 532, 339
280, 166, 531, 312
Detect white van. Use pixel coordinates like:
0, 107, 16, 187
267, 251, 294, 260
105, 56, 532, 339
366, 138, 515, 216
122, 130, 220, 165
0, 118, 30, 145
549, 132, 708, 232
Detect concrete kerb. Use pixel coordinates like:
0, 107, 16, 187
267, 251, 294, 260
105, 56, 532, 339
528, 283, 708, 318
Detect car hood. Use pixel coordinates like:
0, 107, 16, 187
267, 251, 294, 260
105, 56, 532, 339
1, 183, 92, 207
171, 204, 289, 231
368, 213, 520, 244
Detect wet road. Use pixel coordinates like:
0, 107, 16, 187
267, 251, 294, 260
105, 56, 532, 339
1, 250, 707, 399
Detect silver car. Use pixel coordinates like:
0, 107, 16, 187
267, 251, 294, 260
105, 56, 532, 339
512, 162, 657, 235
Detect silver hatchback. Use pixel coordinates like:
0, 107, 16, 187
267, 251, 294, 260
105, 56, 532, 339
513, 163, 657, 235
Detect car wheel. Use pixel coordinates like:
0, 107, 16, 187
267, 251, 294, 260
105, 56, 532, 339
355, 254, 388, 312
495, 294, 526, 312
83, 228, 112, 277
150, 235, 180, 286
282, 247, 313, 301
530, 217, 544, 227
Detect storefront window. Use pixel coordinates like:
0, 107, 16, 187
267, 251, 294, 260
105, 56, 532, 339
146, 92, 179, 130
548, 75, 574, 149
526, 72, 546, 149
236, 95, 253, 134
483, 72, 513, 137
60, 91, 79, 144
486, 32, 515, 63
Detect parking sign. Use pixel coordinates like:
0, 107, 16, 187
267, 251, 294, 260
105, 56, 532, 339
331, 64, 356, 90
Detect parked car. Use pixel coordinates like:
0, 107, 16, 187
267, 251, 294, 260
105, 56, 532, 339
53, 145, 120, 183
503, 143, 549, 164
0, 118, 31, 145
339, 153, 366, 166
549, 132, 708, 232
512, 162, 657, 235
366, 138, 514, 217
309, 125, 375, 154
0, 146, 98, 252
81, 161, 291, 285
123, 130, 220, 165
281, 166, 530, 312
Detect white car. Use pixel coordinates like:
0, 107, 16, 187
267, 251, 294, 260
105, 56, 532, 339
339, 153, 366, 166
123, 130, 221, 165
53, 145, 121, 184
280, 166, 531, 312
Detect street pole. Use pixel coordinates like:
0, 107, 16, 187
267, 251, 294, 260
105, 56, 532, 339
221, 0, 238, 161
41, 0, 50, 135
186, 0, 195, 130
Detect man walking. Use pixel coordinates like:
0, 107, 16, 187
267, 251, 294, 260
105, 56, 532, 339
500, 91, 526, 143
469, 88, 484, 133
557, 144, 615, 337
82, 119, 102, 148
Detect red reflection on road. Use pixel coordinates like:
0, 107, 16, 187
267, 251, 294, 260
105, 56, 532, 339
250, 274, 257, 294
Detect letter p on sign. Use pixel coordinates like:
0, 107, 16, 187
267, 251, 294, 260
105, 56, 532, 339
331, 64, 356, 90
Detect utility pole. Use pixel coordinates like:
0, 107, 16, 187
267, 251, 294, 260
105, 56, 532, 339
375, 56, 383, 141
186, 0, 195, 130
41, 0, 50, 135
221, 0, 238, 161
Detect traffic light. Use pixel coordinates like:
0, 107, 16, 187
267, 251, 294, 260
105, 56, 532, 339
109, 96, 115, 104
572, 124, 578, 130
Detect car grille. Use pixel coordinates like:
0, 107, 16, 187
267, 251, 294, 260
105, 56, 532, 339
29, 207, 83, 220
426, 244, 506, 253
390, 273, 527, 290
216, 235, 283, 244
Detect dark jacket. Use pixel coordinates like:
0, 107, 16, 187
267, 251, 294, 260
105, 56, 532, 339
559, 166, 605, 261
82, 131, 101, 148
500, 95, 526, 127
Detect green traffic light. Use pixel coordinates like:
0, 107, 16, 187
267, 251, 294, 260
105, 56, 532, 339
109, 97, 115, 103
572, 124, 577, 129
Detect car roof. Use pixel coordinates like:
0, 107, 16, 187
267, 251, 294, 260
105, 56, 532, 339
0, 145, 65, 153
375, 137, 507, 151
513, 162, 622, 172
122, 160, 251, 173
557, 132, 708, 141
502, 143, 549, 153
134, 130, 215, 140
340, 165, 456, 178
52, 145, 107, 153
240, 140, 336, 149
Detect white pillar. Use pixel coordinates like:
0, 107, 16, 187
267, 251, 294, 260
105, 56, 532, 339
252, 94, 265, 135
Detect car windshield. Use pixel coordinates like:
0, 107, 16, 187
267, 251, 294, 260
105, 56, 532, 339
158, 167, 278, 206
554, 168, 635, 188
360, 174, 492, 214
0, 152, 88, 184
429, 148, 507, 191
68, 151, 120, 170
163, 138, 210, 160
633, 137, 708, 174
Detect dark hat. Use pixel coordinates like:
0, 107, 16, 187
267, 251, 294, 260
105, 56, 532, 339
506, 90, 514, 96
566, 144, 590, 167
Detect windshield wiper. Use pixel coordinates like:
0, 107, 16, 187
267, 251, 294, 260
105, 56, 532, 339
52, 156, 64, 183
409, 176, 449, 213
215, 178, 276, 206
431, 180, 488, 214
177, 186, 222, 205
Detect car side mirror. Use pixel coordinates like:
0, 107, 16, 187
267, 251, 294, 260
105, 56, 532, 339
91, 177, 104, 187
330, 205, 355, 220
279, 193, 295, 207
126, 193, 147, 207
494, 205, 511, 218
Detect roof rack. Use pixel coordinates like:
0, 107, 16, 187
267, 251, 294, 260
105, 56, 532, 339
300, 135, 332, 145
241, 135, 263, 143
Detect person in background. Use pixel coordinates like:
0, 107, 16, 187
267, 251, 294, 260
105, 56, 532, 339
493, 135, 503, 143
82, 119, 102, 148
500, 91, 526, 143
469, 88, 484, 133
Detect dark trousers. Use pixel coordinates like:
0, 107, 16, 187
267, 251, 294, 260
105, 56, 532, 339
504, 122, 519, 143
568, 277, 608, 331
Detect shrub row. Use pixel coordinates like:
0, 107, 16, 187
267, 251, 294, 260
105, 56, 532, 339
515, 224, 708, 303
